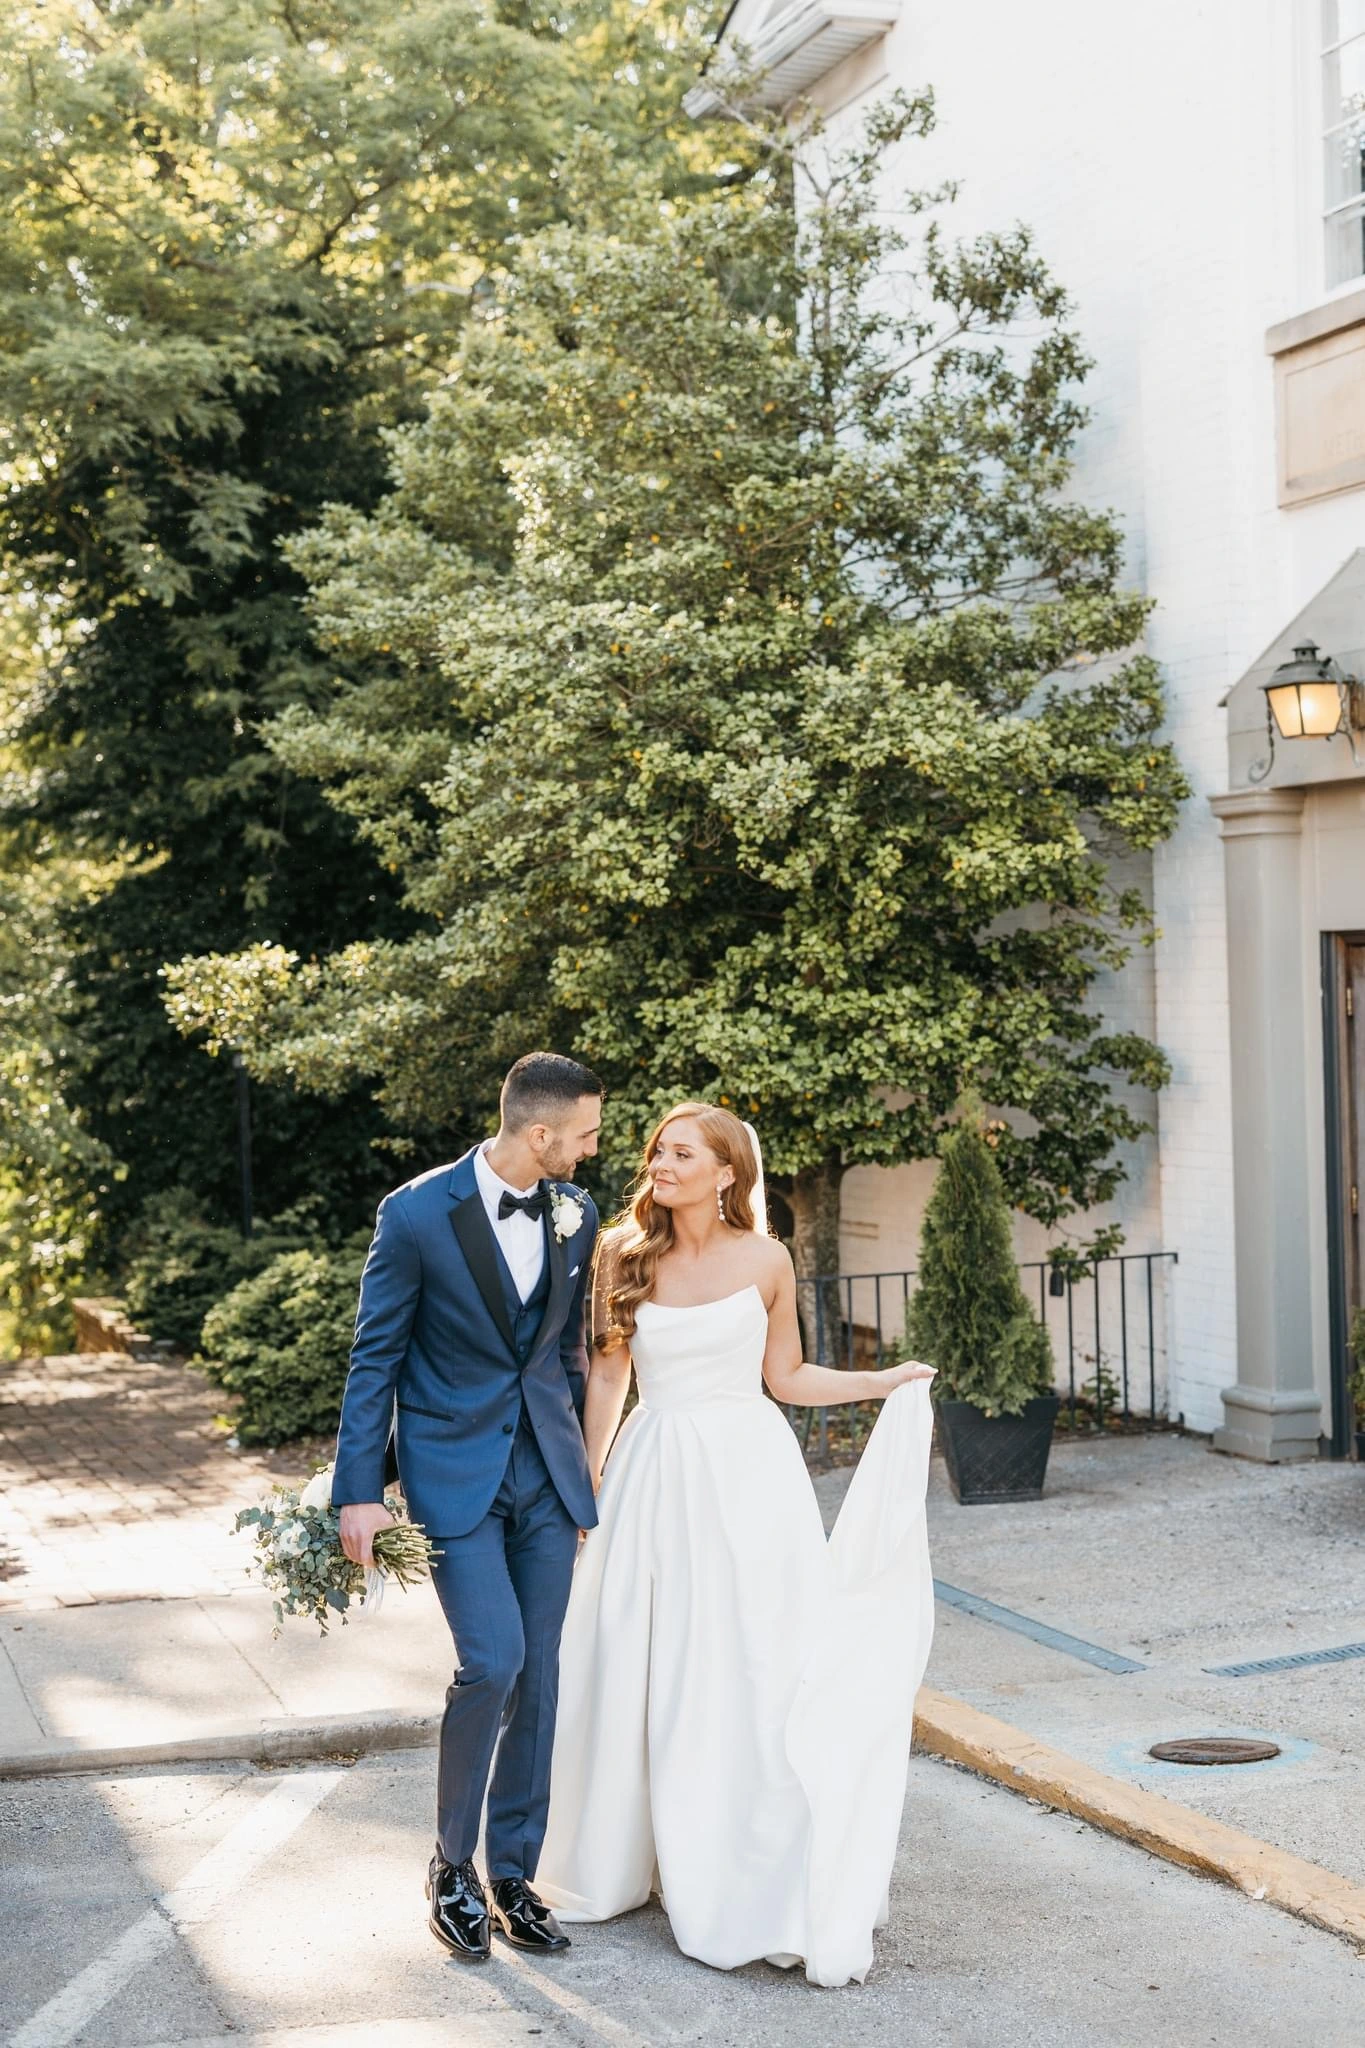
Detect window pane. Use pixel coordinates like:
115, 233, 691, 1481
1324, 2, 1365, 48
1325, 117, 1365, 205
1323, 33, 1365, 126
1326, 199, 1365, 285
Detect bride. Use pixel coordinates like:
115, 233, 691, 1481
536, 1102, 937, 1987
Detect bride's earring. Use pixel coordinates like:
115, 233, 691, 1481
716, 1184, 726, 1222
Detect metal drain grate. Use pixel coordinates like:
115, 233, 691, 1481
933, 1580, 1147, 1674
1203, 1641, 1365, 1678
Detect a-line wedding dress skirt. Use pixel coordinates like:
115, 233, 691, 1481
536, 1284, 935, 1987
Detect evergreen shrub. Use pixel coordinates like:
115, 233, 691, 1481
1349, 1307, 1365, 1421
122, 1195, 310, 1355
199, 1241, 367, 1445
905, 1110, 1056, 1418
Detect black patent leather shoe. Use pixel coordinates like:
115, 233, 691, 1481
489, 1876, 571, 1952
426, 1855, 491, 1962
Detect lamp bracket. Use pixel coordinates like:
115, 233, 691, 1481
1250, 652, 1365, 780
1246, 699, 1275, 784
1327, 662, 1365, 767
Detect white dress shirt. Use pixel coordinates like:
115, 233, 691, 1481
474, 1142, 548, 1304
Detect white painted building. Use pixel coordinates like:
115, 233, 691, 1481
697, 0, 1365, 1457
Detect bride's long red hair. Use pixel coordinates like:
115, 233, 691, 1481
594, 1103, 762, 1350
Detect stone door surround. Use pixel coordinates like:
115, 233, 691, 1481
1209, 788, 1323, 1460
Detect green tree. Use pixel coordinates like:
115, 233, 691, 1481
166, 95, 1188, 1276
0, 0, 727, 1263
903, 1108, 1054, 1416
0, 827, 116, 1353
0, 577, 114, 1351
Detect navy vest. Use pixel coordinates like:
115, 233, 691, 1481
496, 1228, 552, 1365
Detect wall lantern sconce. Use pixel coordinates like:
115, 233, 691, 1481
1249, 641, 1365, 781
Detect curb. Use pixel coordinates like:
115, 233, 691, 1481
0, 1711, 441, 1781
912, 1686, 1365, 1953
6, 1690, 1365, 1956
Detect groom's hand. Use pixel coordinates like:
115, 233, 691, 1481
339, 1502, 396, 1568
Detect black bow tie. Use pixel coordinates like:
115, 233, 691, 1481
498, 1188, 549, 1222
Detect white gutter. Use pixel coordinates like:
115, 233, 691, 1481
684, 0, 899, 116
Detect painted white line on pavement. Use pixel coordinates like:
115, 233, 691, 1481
8, 1770, 342, 2048
154, 1769, 343, 1929
136, 2024, 554, 2048
8, 1916, 178, 2048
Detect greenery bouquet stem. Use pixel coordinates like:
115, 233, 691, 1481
235, 1464, 437, 1637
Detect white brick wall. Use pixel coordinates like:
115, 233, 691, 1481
808, 0, 1365, 1430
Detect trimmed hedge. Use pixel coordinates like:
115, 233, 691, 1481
199, 1241, 366, 1445
122, 1195, 309, 1355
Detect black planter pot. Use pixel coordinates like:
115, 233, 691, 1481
1355, 1427, 1365, 1464
936, 1395, 1060, 1505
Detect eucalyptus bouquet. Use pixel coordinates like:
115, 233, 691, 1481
234, 1463, 438, 1636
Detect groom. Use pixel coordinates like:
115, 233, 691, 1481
333, 1052, 603, 1962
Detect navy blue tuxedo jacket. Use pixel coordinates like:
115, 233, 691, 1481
331, 1149, 599, 1538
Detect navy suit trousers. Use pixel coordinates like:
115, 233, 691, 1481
428, 1411, 579, 1879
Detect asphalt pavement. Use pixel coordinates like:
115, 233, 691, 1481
3, 1748, 1362, 2048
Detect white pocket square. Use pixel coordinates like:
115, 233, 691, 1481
570, 1265, 580, 1277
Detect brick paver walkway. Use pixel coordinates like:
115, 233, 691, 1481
0, 1352, 322, 1611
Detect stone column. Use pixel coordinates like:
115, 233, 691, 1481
1209, 788, 1322, 1459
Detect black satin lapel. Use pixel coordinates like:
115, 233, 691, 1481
541, 1195, 571, 1335
449, 1196, 518, 1356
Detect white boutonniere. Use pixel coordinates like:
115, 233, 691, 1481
549, 1187, 586, 1243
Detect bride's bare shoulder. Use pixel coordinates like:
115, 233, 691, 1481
747, 1232, 794, 1294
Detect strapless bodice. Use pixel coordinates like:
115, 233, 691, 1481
631, 1284, 768, 1413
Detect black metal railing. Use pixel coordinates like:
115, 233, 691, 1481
790, 1251, 1178, 1463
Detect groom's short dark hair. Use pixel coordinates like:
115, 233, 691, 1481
501, 1052, 603, 1131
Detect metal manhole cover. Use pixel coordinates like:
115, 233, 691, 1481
1148, 1737, 1281, 1766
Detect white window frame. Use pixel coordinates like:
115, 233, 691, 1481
1321, 5, 1365, 290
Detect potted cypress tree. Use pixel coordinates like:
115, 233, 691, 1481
905, 1107, 1059, 1503
1349, 1309, 1365, 1462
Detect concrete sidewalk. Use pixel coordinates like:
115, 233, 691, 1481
0, 1579, 451, 1768
0, 1345, 440, 1769
905, 1431, 1365, 1892
0, 1350, 318, 1609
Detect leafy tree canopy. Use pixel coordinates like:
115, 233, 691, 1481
0, 573, 116, 1349
0, 0, 730, 1260
0, 819, 117, 1352
165, 93, 1189, 1269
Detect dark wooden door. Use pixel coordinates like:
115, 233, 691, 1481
1324, 935, 1365, 1457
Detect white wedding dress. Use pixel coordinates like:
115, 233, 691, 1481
536, 1283, 935, 1987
